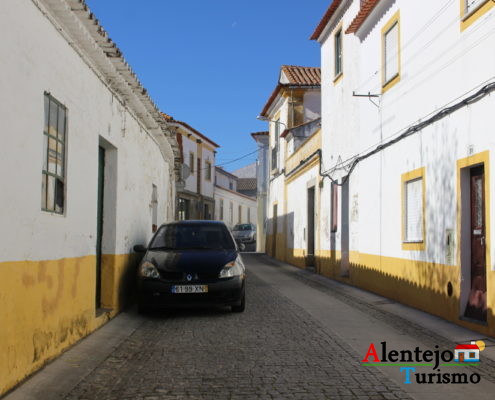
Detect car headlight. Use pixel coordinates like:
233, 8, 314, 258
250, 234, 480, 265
139, 261, 160, 279
219, 259, 243, 278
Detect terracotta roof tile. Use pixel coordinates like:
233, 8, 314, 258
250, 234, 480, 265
281, 65, 321, 86
260, 66, 320, 117
345, 0, 381, 34
310, 0, 343, 41
237, 178, 257, 191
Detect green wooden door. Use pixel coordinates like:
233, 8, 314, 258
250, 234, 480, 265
96, 146, 105, 308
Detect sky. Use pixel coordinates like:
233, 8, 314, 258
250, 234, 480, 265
84, 0, 330, 172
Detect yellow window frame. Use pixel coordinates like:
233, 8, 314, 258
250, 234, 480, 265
401, 167, 426, 251
381, 10, 401, 93
460, 0, 494, 31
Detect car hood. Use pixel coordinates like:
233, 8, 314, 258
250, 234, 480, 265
144, 249, 237, 273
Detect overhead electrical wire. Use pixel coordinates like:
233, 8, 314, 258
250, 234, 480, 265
320, 79, 495, 186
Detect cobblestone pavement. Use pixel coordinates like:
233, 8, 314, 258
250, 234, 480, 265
285, 262, 495, 384
64, 261, 410, 400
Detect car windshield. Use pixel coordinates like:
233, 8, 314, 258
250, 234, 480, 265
149, 223, 236, 251
233, 224, 253, 231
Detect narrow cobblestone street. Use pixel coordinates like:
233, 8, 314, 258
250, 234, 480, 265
6, 253, 495, 400
64, 258, 407, 400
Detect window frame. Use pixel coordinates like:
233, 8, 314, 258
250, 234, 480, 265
271, 119, 280, 172
334, 27, 343, 81
460, 0, 494, 31
381, 10, 401, 93
189, 152, 195, 173
205, 160, 212, 181
42, 92, 67, 215
401, 167, 426, 250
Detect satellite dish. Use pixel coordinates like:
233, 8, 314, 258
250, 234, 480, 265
181, 163, 191, 180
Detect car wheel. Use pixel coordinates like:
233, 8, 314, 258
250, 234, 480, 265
231, 293, 245, 313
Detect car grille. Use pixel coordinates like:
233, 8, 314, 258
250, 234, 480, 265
159, 271, 219, 282
160, 271, 184, 281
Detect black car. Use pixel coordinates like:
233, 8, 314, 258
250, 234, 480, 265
134, 220, 246, 313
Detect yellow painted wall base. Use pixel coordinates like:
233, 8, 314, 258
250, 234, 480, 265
316, 250, 495, 337
0, 253, 139, 396
266, 246, 495, 337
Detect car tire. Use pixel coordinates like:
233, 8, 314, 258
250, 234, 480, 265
231, 293, 245, 313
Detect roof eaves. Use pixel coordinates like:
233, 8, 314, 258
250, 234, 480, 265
39, 0, 181, 176
169, 119, 220, 149
310, 0, 343, 41
345, 0, 381, 34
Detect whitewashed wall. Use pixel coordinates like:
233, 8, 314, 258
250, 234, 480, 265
214, 187, 257, 229
286, 167, 319, 250
0, 0, 175, 261
201, 146, 215, 198
181, 132, 198, 193
215, 169, 237, 191
318, 0, 495, 268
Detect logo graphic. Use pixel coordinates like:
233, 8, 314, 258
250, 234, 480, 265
361, 340, 485, 385
454, 341, 480, 362
186, 274, 193, 282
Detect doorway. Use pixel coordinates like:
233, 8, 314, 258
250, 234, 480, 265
462, 165, 487, 321
307, 186, 315, 267
96, 146, 105, 309
341, 179, 350, 276
272, 203, 278, 257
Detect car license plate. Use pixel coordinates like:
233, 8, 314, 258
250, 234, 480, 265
171, 285, 208, 294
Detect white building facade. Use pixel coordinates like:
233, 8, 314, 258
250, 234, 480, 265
214, 168, 257, 229
259, 65, 321, 267
312, 0, 495, 336
0, 0, 178, 394
166, 116, 219, 220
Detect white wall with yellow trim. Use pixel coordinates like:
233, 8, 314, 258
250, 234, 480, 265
0, 0, 176, 394
316, 0, 495, 335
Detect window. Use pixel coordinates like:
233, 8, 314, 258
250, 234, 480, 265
461, 0, 494, 31
465, 0, 488, 15
42, 93, 66, 214
271, 120, 280, 171
205, 160, 212, 181
189, 152, 195, 173
229, 180, 233, 190
248, 208, 251, 223
331, 183, 338, 232
229, 201, 233, 225
334, 28, 343, 78
219, 199, 224, 220
402, 168, 425, 250
238, 205, 242, 223
382, 11, 400, 92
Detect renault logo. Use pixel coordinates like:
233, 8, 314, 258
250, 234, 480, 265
186, 274, 193, 282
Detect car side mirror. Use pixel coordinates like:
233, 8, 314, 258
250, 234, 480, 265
133, 244, 147, 253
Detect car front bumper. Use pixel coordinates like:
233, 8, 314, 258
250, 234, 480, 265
138, 276, 245, 309
234, 236, 255, 243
